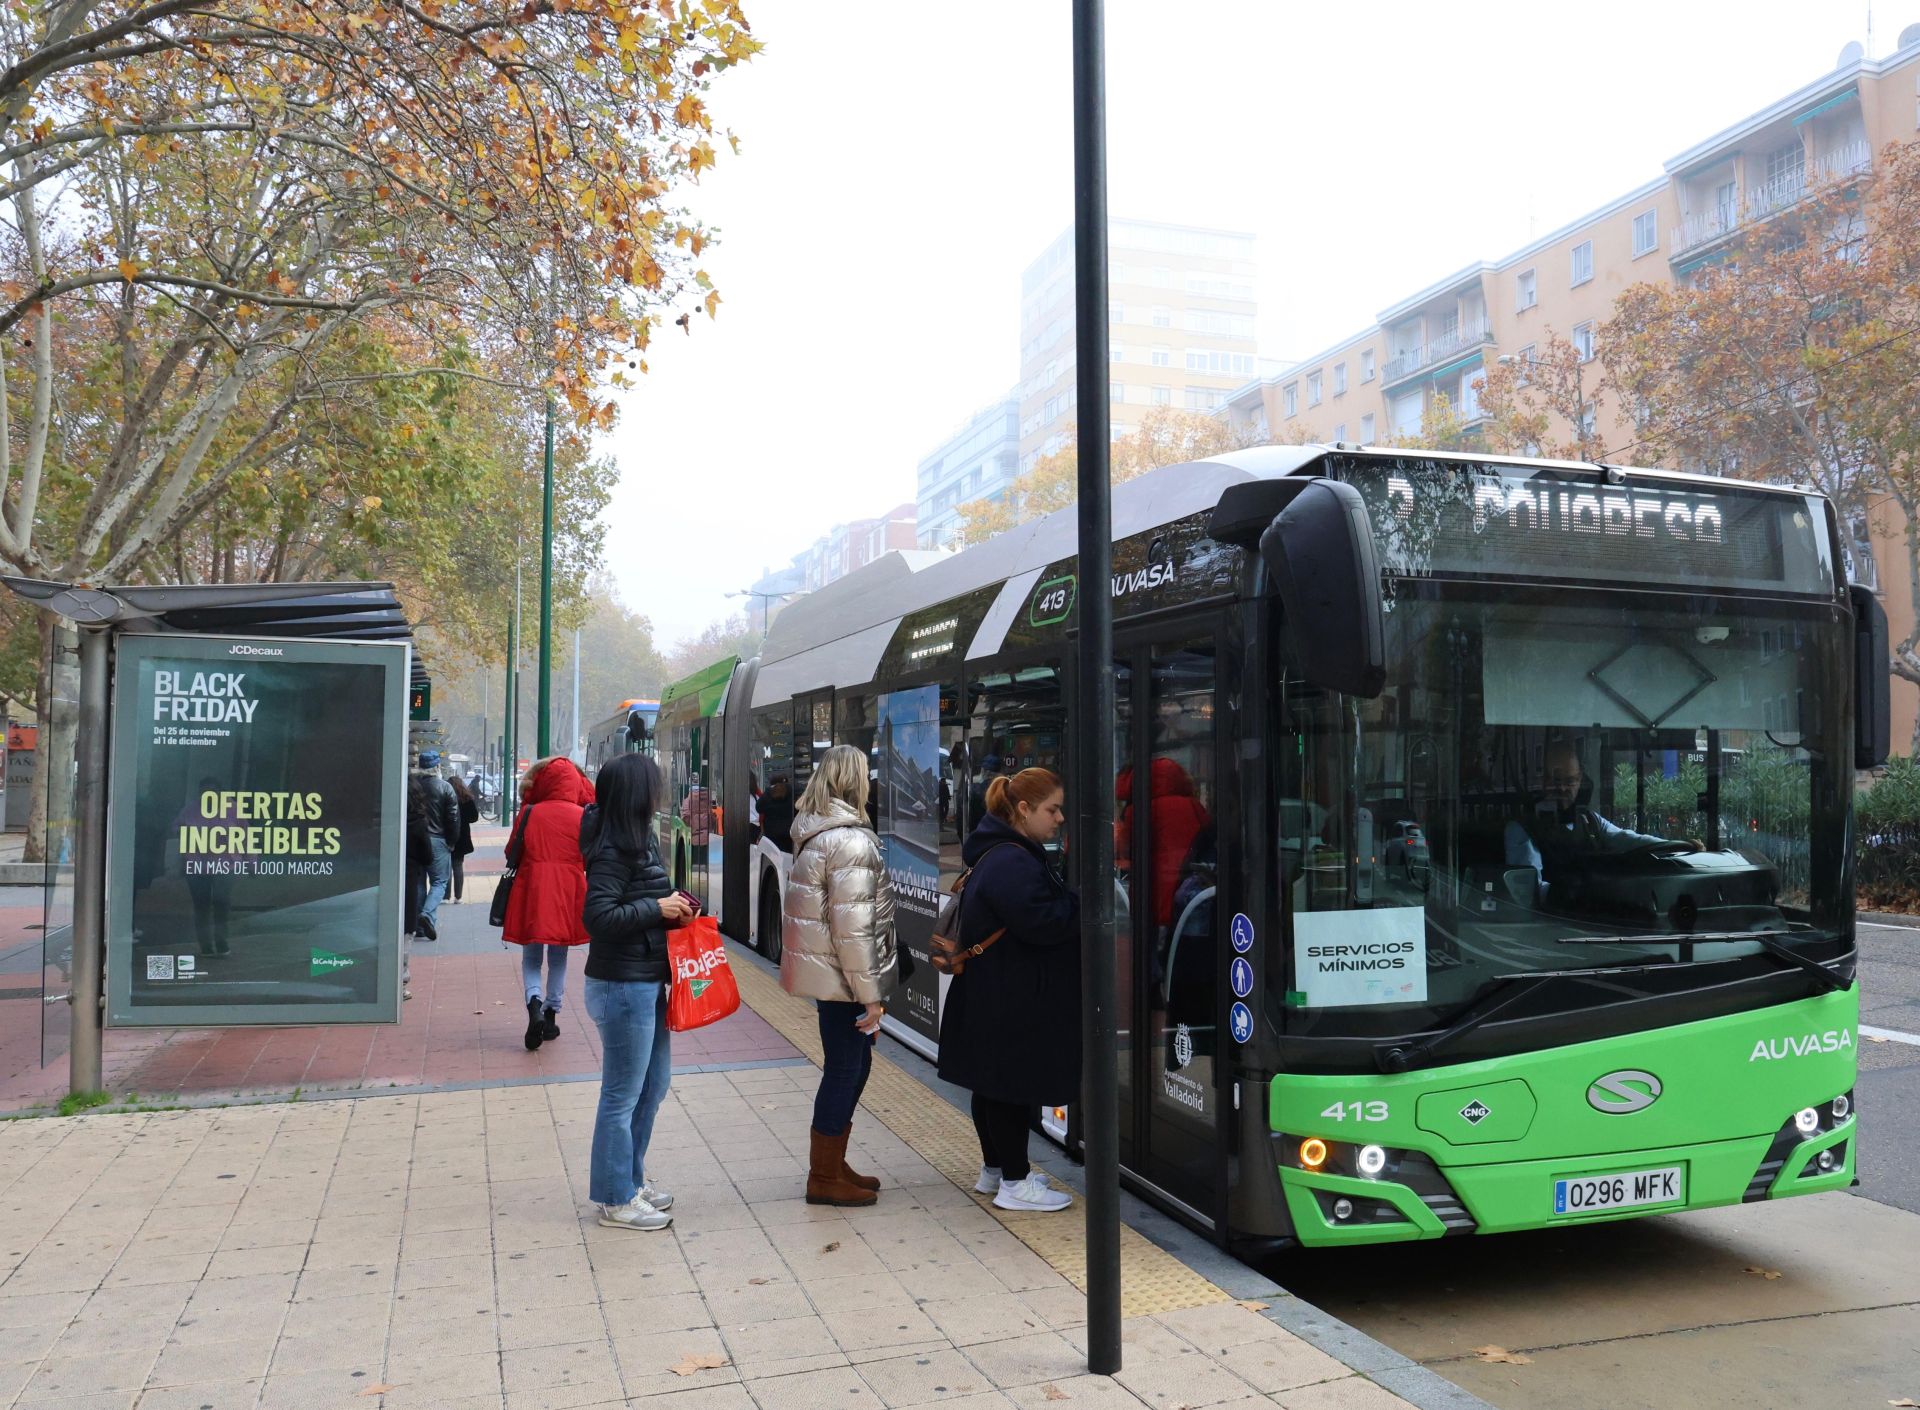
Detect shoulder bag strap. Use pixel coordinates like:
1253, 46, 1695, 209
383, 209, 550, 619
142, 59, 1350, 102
958, 841, 1019, 960
504, 802, 534, 869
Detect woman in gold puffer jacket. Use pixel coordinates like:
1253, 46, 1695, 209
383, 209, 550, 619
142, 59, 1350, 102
781, 743, 898, 1206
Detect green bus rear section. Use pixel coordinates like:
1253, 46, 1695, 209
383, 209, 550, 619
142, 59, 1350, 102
1270, 990, 1859, 1247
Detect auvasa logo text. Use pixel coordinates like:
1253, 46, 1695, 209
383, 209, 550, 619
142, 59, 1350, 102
1748, 1029, 1854, 1061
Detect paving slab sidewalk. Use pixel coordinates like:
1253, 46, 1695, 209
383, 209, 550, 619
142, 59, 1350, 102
0, 1068, 1421, 1409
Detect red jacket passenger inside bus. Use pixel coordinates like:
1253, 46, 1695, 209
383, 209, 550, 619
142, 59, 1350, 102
1115, 758, 1210, 926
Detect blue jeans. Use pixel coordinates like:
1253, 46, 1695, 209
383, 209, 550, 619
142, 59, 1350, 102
521, 944, 570, 1009
584, 977, 672, 1206
812, 1000, 875, 1135
423, 837, 452, 928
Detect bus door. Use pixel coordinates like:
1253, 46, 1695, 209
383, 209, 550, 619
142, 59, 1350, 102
792, 690, 834, 802
1114, 632, 1225, 1222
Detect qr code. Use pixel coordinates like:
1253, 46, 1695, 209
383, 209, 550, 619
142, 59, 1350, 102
146, 954, 175, 980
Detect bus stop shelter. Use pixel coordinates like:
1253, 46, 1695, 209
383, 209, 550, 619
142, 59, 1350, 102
1, 578, 423, 1096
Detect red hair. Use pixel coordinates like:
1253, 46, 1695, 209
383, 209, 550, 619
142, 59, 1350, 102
986, 767, 1063, 823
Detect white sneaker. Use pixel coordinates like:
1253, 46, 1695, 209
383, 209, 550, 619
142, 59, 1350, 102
640, 1182, 674, 1211
974, 1166, 1002, 1194
994, 1173, 1071, 1213
598, 1196, 671, 1231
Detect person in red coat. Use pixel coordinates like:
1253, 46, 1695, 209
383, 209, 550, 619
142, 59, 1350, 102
504, 756, 597, 1051
1114, 757, 1211, 928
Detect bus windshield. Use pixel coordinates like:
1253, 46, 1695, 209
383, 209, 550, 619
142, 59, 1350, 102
1280, 583, 1850, 1040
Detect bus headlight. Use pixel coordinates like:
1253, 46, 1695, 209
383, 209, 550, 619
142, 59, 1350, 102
1357, 1144, 1388, 1177
1830, 1092, 1851, 1121
1299, 1138, 1329, 1170
1794, 1107, 1821, 1136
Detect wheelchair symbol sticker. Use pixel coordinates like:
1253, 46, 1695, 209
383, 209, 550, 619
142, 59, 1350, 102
1231, 913, 1255, 953
1230, 956, 1254, 999
1230, 1002, 1253, 1044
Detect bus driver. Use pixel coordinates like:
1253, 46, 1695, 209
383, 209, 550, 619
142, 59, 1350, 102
1504, 739, 1675, 899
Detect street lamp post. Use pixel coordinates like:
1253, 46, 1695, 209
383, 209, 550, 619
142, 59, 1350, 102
1071, 0, 1121, 1375
537, 394, 555, 758
727, 587, 796, 638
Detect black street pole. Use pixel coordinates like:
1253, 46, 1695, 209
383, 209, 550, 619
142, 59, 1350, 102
1071, 0, 1121, 1375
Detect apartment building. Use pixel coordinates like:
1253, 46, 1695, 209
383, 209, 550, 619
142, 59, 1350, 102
917, 393, 1020, 549
798, 504, 918, 592
1219, 33, 1920, 743
1019, 219, 1258, 471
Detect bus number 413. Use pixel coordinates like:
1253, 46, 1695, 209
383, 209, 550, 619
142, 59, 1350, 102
1321, 1101, 1389, 1123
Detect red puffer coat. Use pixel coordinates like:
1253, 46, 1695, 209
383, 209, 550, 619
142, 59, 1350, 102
503, 759, 597, 947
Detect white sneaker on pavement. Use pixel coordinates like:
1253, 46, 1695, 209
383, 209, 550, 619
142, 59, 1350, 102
994, 1173, 1071, 1212
640, 1183, 674, 1211
974, 1166, 1002, 1194
598, 1195, 672, 1231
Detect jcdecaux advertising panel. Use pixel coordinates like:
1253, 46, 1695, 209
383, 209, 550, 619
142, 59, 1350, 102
105, 633, 409, 1026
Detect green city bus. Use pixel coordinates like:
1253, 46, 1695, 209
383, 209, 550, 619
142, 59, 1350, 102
654, 657, 738, 908
683, 445, 1884, 1253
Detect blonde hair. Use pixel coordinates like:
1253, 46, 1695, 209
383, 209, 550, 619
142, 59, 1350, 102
797, 743, 870, 818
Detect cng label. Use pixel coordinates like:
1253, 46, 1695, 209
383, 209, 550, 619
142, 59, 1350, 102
1459, 1099, 1492, 1126
1229, 1002, 1253, 1044
1230, 913, 1255, 953
1587, 1069, 1661, 1114
1229, 956, 1254, 999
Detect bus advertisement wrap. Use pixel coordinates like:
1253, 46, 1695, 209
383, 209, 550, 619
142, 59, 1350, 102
877, 685, 943, 1043
105, 633, 409, 1026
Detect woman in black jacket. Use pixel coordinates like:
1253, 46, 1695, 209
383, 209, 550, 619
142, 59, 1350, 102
936, 767, 1079, 1213
449, 775, 480, 900
580, 752, 693, 1232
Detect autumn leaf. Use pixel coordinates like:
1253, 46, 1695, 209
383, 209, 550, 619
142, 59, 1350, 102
355, 1386, 396, 1397
1040, 1385, 1069, 1402
1472, 1346, 1533, 1366
1744, 1267, 1783, 1281
747, 1277, 769, 1286
361, 496, 383, 511
820, 1241, 840, 1253
1236, 1300, 1270, 1313
116, 259, 140, 282
703, 289, 720, 318
1887, 1398, 1920, 1407
669, 1353, 728, 1377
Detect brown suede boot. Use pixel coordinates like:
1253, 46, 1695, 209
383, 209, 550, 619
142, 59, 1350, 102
806, 1128, 877, 1207
839, 1124, 880, 1192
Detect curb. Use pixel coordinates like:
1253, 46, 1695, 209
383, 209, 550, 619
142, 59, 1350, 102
728, 939, 1492, 1410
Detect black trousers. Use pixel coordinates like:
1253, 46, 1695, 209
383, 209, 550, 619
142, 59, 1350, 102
970, 1095, 1034, 1182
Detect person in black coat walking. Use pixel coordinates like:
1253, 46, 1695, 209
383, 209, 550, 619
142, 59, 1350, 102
579, 752, 694, 1232
937, 767, 1079, 1213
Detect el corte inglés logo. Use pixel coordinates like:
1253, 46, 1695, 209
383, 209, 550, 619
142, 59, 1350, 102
310, 948, 355, 976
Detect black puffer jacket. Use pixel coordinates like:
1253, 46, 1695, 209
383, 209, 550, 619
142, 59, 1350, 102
580, 805, 671, 983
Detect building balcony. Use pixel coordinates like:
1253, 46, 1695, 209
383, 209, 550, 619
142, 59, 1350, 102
1382, 320, 1494, 386
1669, 139, 1872, 260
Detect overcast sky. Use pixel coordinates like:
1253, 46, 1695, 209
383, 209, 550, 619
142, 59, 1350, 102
600, 0, 1888, 653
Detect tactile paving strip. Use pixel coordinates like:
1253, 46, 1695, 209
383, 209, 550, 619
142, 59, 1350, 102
730, 953, 1229, 1317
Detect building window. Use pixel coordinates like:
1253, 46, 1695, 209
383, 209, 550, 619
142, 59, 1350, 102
1110, 383, 1125, 404
1109, 302, 1124, 324
1332, 423, 1346, 442
1573, 321, 1596, 363
1110, 344, 1124, 363
1333, 362, 1348, 396
1577, 403, 1597, 439
1766, 141, 1805, 197
1361, 349, 1376, 382
1185, 387, 1207, 410
1150, 346, 1170, 367
1570, 241, 1593, 286
1307, 372, 1323, 406
1516, 343, 1536, 385
1283, 384, 1298, 417
1152, 385, 1171, 406
1360, 412, 1376, 443
1151, 305, 1172, 328
1632, 209, 1658, 257
1517, 269, 1537, 310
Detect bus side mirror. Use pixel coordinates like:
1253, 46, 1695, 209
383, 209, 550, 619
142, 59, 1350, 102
1258, 479, 1387, 698
1851, 583, 1889, 769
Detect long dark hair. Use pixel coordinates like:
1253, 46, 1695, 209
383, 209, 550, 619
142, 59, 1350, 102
595, 752, 663, 856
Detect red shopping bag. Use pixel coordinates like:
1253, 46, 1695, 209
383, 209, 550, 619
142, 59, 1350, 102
667, 915, 741, 1032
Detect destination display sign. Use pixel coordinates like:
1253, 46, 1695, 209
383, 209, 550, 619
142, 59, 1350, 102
1344, 458, 1834, 595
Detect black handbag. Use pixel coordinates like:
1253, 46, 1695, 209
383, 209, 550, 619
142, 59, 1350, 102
488, 804, 532, 928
